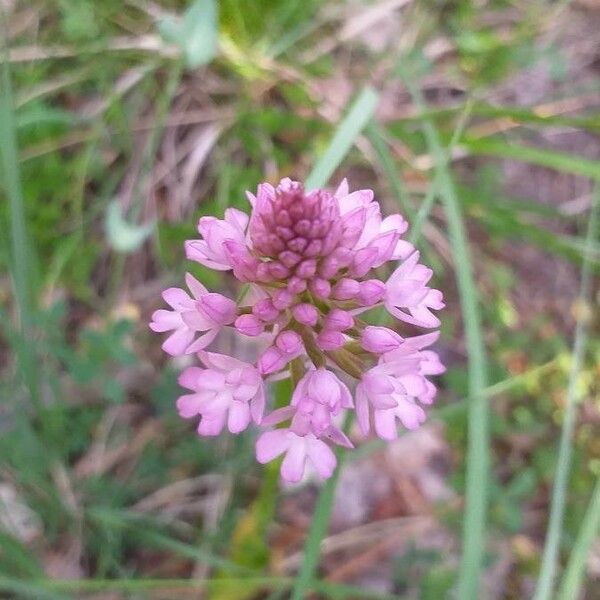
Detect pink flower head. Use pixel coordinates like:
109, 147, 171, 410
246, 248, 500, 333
152, 177, 445, 483
177, 352, 265, 435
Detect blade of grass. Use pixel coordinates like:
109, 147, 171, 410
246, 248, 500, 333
557, 475, 600, 600
0, 10, 39, 403
210, 380, 292, 600
291, 415, 351, 600
88, 506, 257, 575
0, 579, 66, 600
15, 577, 401, 600
365, 121, 414, 220
387, 100, 600, 133
291, 86, 379, 600
305, 86, 378, 190
409, 98, 475, 246
462, 137, 600, 181
398, 63, 489, 599
533, 185, 600, 600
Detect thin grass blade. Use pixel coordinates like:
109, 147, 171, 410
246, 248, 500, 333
0, 11, 39, 402
533, 185, 600, 600
557, 475, 600, 600
463, 137, 600, 181
305, 86, 378, 190
398, 64, 489, 599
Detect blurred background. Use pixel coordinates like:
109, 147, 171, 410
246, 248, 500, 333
1, 0, 599, 598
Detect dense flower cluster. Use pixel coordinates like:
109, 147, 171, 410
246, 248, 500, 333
150, 178, 445, 483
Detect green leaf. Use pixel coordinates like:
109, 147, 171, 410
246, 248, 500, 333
182, 0, 218, 67
105, 201, 154, 253
159, 0, 219, 69
462, 137, 600, 181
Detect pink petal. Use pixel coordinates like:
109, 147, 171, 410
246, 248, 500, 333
355, 384, 371, 436
197, 410, 227, 436
199, 351, 245, 372
395, 400, 426, 430
306, 438, 337, 480
326, 427, 353, 448
275, 330, 303, 355
392, 239, 414, 260
350, 246, 379, 278
323, 309, 353, 332
162, 287, 191, 309
256, 430, 291, 463
181, 309, 214, 330
373, 409, 398, 441
149, 309, 181, 332
185, 240, 231, 270
176, 393, 205, 418
162, 328, 195, 356
262, 406, 297, 427
250, 387, 266, 424
185, 273, 208, 298
184, 328, 219, 354
333, 178, 349, 199
178, 367, 204, 390
227, 401, 251, 433
280, 438, 307, 483
225, 207, 249, 232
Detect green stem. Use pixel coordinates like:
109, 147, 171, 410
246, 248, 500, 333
0, 10, 40, 405
557, 474, 600, 600
399, 62, 489, 599
533, 186, 600, 600
291, 414, 352, 600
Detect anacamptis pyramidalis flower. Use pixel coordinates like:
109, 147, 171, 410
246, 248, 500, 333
150, 178, 445, 483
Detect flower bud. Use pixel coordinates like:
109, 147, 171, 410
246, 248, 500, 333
323, 308, 354, 331
292, 303, 319, 326
276, 330, 303, 355
257, 347, 287, 375
197, 293, 237, 324
357, 279, 386, 306
316, 330, 345, 351
253, 298, 279, 322
272, 289, 294, 310
235, 314, 264, 336
332, 278, 360, 300
361, 326, 403, 353
296, 258, 317, 279
309, 278, 331, 299
288, 276, 307, 294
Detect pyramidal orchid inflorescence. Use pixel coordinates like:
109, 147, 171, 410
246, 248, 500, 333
150, 178, 445, 483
